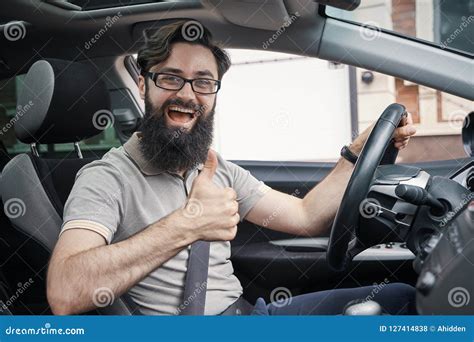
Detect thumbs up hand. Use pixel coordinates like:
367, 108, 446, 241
183, 150, 240, 242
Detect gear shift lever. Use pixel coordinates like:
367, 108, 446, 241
395, 184, 445, 216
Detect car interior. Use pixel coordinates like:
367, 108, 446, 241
0, 0, 472, 315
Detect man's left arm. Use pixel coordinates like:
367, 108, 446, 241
245, 114, 416, 237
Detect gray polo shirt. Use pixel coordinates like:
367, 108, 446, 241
61, 132, 270, 315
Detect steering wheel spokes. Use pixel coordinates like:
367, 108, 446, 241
327, 103, 407, 271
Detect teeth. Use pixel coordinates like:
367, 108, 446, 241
168, 106, 195, 115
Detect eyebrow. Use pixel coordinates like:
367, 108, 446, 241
158, 67, 216, 79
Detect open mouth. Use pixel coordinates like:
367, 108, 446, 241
166, 105, 197, 125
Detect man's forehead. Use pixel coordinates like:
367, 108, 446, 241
153, 42, 218, 78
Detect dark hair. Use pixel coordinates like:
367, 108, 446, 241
137, 21, 231, 80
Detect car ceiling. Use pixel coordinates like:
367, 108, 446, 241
0, 0, 472, 100
0, 0, 322, 77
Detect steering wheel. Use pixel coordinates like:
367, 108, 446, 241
327, 103, 407, 271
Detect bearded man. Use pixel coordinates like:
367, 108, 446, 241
47, 21, 417, 316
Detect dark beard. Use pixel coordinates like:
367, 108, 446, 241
138, 93, 215, 173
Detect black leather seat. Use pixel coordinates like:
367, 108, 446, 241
0, 59, 138, 315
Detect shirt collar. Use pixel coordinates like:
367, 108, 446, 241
123, 132, 204, 176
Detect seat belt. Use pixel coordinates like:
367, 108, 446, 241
179, 240, 210, 315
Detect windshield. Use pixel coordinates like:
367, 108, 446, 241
326, 0, 474, 55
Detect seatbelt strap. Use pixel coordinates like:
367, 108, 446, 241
179, 240, 210, 315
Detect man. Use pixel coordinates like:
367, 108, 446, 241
47, 21, 417, 316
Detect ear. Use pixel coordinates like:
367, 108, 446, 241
138, 75, 146, 100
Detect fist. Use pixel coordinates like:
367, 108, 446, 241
183, 150, 240, 241
392, 112, 416, 150
352, 111, 417, 153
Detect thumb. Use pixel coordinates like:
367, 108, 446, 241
199, 149, 218, 181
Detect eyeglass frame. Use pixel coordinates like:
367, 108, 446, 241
143, 71, 221, 94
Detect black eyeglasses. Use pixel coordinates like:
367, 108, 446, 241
144, 72, 221, 94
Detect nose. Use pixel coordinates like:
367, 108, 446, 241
175, 81, 197, 102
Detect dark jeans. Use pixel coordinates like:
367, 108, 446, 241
251, 283, 417, 315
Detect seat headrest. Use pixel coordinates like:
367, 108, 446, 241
15, 59, 111, 144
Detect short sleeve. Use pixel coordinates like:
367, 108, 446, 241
60, 161, 124, 244
219, 156, 271, 221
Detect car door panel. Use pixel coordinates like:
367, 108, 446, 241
231, 158, 470, 302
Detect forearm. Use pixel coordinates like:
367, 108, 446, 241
301, 157, 354, 236
47, 209, 195, 314
299, 128, 370, 236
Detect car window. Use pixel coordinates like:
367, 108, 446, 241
326, 0, 474, 56
0, 74, 121, 158
214, 49, 353, 162
203, 49, 472, 163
